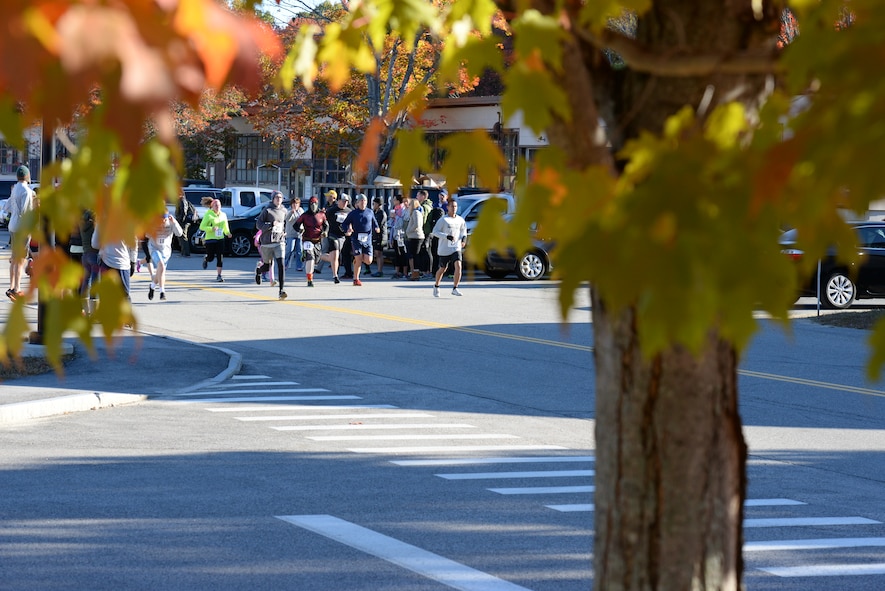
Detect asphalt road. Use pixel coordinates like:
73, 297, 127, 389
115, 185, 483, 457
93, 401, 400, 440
0, 252, 883, 590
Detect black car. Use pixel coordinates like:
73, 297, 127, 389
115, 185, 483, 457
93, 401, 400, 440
224, 202, 267, 256
780, 220, 885, 308
479, 216, 554, 281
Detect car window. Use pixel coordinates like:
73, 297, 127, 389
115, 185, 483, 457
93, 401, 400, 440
240, 191, 257, 208
242, 203, 266, 218
859, 227, 885, 248
219, 191, 233, 208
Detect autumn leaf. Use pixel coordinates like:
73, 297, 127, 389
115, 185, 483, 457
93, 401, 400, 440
438, 131, 505, 189
355, 117, 385, 180
389, 127, 431, 187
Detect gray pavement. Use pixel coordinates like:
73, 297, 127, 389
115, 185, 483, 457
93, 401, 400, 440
0, 317, 239, 423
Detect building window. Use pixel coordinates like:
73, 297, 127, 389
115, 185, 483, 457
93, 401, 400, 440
311, 142, 348, 185
423, 130, 519, 190
230, 134, 283, 185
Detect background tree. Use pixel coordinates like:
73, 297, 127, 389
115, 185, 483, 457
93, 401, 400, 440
289, 0, 885, 589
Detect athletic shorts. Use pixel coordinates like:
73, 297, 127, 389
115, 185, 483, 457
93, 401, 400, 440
438, 252, 462, 269
260, 242, 284, 262
150, 250, 170, 267
324, 235, 345, 252
351, 237, 373, 257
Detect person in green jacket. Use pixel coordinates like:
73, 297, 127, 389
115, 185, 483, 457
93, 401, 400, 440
199, 199, 231, 282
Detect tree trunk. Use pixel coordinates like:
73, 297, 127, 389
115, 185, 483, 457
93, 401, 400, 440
592, 292, 747, 590
527, 0, 779, 588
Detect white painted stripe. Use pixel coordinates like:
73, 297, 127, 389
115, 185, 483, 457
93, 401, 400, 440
350, 445, 568, 454
231, 375, 271, 380
207, 404, 397, 412
757, 563, 885, 577
392, 455, 593, 466
544, 498, 806, 514
488, 486, 595, 495
744, 517, 880, 528
547, 504, 594, 512
237, 413, 432, 421
273, 423, 475, 432
178, 395, 361, 403
176, 388, 330, 397
309, 434, 518, 442
744, 498, 806, 507
212, 381, 299, 388
437, 470, 594, 480
277, 515, 533, 591
745, 537, 885, 552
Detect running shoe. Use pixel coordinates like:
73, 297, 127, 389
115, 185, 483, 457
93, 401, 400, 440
255, 267, 261, 285
148, 286, 155, 300
433, 286, 439, 298
353, 279, 362, 286
202, 258, 208, 270
452, 288, 463, 296
333, 276, 340, 284
216, 276, 224, 282
159, 292, 166, 301
278, 291, 287, 300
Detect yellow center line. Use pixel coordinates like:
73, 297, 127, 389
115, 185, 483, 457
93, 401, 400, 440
173, 281, 594, 352
173, 281, 885, 397
738, 369, 885, 398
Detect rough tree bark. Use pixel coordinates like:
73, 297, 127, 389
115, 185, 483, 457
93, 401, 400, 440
534, 1, 781, 588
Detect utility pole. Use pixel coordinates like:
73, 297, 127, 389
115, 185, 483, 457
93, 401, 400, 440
28, 123, 54, 344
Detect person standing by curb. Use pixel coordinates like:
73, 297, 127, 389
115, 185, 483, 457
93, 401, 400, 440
6, 165, 35, 301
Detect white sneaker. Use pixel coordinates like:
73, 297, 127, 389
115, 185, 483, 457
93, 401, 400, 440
433, 286, 440, 298
452, 288, 462, 296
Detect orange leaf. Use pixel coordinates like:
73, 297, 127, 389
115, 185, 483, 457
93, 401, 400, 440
355, 117, 385, 181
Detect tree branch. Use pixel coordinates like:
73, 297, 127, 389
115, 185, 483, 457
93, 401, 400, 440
576, 26, 780, 76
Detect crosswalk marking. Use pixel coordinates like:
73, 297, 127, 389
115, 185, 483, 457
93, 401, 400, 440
273, 423, 476, 432
176, 388, 330, 397
744, 498, 806, 507
392, 456, 594, 466
231, 375, 270, 380
437, 470, 594, 480
744, 516, 880, 528
757, 563, 885, 577
745, 537, 885, 551
236, 413, 433, 421
488, 486, 595, 495
547, 498, 808, 513
211, 381, 300, 388
350, 445, 568, 454
277, 515, 534, 591
208, 404, 397, 412
308, 434, 519, 442
179, 395, 361, 403
547, 504, 594, 512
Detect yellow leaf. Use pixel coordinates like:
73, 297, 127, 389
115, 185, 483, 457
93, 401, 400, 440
439, 131, 505, 189
704, 102, 747, 150
389, 128, 431, 188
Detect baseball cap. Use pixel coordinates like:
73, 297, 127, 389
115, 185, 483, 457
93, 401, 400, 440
324, 189, 337, 199
16, 165, 29, 179
338, 192, 350, 202
309, 196, 318, 204
355, 193, 367, 203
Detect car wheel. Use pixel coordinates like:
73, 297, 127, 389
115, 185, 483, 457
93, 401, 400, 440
516, 251, 546, 281
822, 271, 856, 309
229, 232, 253, 257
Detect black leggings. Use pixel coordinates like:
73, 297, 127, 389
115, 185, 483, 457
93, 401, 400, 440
258, 257, 285, 290
204, 240, 225, 267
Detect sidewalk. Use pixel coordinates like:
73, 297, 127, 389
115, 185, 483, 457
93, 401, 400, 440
0, 302, 240, 424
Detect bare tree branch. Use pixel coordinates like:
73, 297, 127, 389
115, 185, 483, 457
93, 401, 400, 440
577, 26, 780, 76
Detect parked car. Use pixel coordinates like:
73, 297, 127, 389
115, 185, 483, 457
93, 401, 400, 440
476, 215, 554, 281
780, 220, 885, 308
456, 193, 516, 234
223, 202, 269, 257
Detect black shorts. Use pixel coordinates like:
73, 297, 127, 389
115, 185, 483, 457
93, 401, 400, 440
438, 252, 462, 269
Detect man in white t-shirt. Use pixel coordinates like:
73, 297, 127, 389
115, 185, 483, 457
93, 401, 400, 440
6, 165, 34, 301
431, 199, 468, 297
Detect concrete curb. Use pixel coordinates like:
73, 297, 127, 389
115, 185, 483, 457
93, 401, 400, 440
0, 331, 242, 424
0, 391, 148, 423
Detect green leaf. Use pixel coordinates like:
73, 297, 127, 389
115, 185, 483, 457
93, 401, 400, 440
511, 10, 565, 72
446, 0, 498, 35
438, 131, 505, 190
389, 128, 431, 188
0, 96, 25, 150
501, 63, 570, 135
579, 0, 652, 30
440, 35, 503, 87
704, 103, 748, 150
